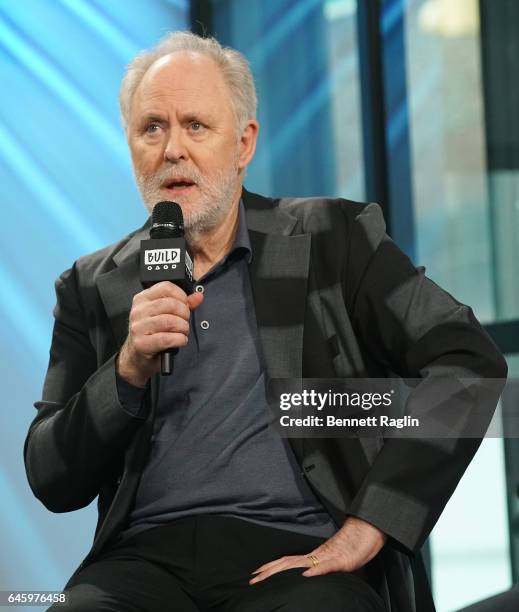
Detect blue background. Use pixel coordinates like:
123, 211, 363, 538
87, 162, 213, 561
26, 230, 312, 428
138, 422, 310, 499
0, 0, 188, 597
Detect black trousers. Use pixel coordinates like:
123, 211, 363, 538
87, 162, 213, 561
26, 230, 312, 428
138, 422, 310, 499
49, 515, 385, 611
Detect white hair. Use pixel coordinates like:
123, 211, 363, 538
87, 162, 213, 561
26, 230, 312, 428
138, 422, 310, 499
119, 30, 257, 135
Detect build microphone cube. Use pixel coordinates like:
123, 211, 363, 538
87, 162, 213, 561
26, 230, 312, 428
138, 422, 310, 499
140, 237, 193, 293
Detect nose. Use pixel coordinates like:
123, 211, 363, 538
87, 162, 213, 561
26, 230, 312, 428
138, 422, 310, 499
164, 126, 188, 163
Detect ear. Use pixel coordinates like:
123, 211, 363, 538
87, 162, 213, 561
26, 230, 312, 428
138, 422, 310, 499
237, 120, 259, 170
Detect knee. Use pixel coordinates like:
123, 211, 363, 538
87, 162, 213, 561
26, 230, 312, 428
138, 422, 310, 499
281, 594, 378, 612
279, 591, 350, 612
47, 584, 119, 612
280, 576, 384, 612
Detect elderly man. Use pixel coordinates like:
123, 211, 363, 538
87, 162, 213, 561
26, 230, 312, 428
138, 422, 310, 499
25, 31, 506, 612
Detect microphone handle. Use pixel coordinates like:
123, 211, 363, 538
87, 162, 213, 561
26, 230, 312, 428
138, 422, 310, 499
161, 347, 179, 376
158, 279, 192, 375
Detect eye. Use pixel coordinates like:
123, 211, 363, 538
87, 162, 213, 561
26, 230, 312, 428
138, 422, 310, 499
189, 121, 204, 132
144, 122, 161, 134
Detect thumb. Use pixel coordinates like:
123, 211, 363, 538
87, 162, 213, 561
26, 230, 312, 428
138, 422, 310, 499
302, 558, 344, 577
187, 291, 204, 310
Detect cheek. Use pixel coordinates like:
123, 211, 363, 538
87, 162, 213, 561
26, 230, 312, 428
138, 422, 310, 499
200, 142, 240, 174
130, 140, 163, 174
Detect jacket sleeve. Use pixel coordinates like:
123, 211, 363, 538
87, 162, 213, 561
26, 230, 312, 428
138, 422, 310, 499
343, 202, 508, 553
23, 264, 149, 513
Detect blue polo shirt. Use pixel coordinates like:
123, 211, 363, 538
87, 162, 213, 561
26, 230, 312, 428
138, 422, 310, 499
117, 201, 337, 541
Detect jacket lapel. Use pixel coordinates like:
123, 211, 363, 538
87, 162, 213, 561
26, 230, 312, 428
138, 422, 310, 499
96, 224, 150, 349
243, 191, 382, 515
244, 190, 311, 380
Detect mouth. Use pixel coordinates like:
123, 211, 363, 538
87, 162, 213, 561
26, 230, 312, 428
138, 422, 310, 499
161, 178, 197, 194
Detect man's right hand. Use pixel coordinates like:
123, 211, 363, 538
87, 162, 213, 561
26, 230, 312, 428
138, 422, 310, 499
116, 281, 204, 387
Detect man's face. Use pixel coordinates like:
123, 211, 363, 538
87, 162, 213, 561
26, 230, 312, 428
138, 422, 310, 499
128, 51, 256, 240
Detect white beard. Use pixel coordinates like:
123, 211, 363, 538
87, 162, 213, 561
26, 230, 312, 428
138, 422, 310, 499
135, 154, 240, 244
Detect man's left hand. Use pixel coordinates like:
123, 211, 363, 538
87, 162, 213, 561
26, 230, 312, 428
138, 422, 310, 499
249, 516, 387, 584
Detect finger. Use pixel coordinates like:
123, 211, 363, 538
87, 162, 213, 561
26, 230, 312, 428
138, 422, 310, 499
140, 297, 191, 320
134, 331, 188, 354
250, 554, 310, 575
250, 560, 309, 584
134, 314, 190, 337
302, 558, 346, 577
251, 556, 290, 575
187, 291, 204, 310
249, 557, 310, 584
141, 281, 188, 303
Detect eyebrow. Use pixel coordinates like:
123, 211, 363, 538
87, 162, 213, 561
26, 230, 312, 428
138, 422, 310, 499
138, 113, 167, 126
136, 110, 216, 129
180, 110, 216, 124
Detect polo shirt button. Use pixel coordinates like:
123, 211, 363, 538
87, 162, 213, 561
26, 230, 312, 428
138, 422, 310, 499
195, 285, 204, 293
201, 320, 210, 330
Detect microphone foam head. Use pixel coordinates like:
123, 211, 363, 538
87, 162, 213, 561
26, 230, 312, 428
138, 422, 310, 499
152, 201, 184, 226
150, 201, 184, 238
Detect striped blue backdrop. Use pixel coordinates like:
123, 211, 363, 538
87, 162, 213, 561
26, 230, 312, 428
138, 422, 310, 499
0, 0, 188, 602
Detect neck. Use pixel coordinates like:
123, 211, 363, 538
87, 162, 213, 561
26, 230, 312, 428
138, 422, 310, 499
189, 186, 242, 279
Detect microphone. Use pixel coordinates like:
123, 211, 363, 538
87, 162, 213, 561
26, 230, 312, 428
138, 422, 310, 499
140, 201, 194, 376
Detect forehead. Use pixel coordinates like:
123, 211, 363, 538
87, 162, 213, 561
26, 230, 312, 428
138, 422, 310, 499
131, 51, 234, 118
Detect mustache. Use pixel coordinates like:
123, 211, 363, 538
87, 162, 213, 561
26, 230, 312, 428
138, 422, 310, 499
145, 166, 203, 186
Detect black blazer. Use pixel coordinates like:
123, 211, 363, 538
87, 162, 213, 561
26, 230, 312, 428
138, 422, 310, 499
24, 189, 507, 611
